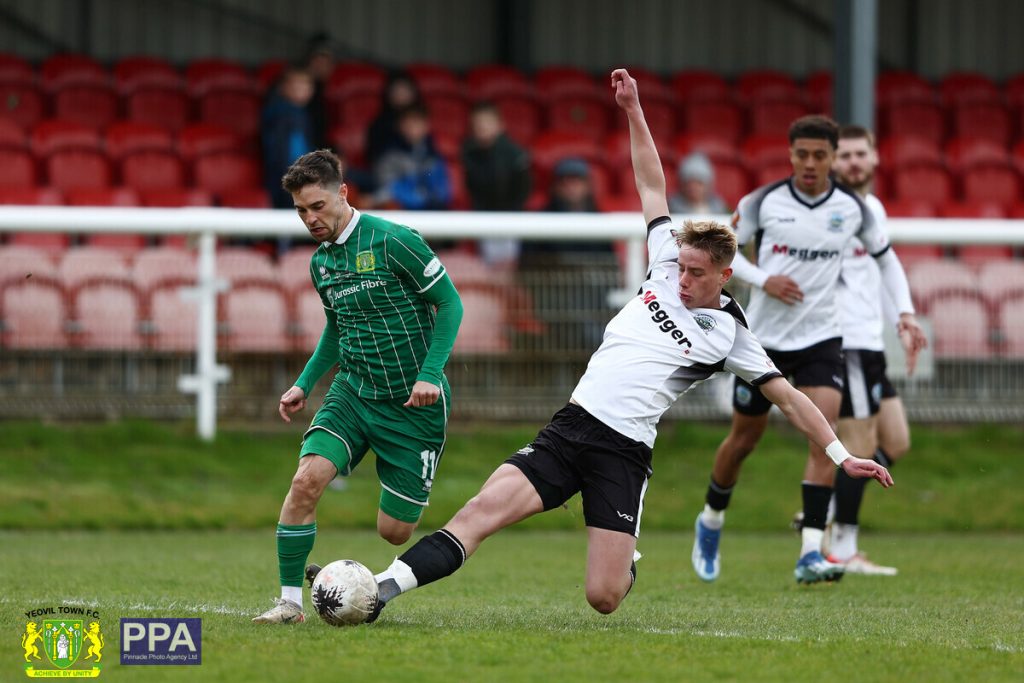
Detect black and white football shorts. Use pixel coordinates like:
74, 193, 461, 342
839, 349, 898, 419
505, 403, 652, 537
733, 337, 845, 416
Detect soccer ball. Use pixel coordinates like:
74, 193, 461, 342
310, 560, 379, 627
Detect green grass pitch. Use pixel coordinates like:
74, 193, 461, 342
1, 421, 1021, 681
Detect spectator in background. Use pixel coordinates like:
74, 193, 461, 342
366, 71, 424, 168
262, 67, 317, 209
302, 33, 336, 149
545, 157, 600, 213
372, 104, 452, 211
461, 101, 532, 266
669, 152, 729, 215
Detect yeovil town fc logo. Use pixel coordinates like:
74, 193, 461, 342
21, 607, 104, 678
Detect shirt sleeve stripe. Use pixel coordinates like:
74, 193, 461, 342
750, 370, 783, 386
416, 270, 447, 293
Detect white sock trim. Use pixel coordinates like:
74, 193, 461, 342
801, 527, 825, 557
701, 504, 725, 530
281, 585, 303, 607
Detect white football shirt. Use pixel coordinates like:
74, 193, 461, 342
572, 217, 781, 448
838, 194, 889, 351
731, 179, 891, 351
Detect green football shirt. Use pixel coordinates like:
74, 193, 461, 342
306, 210, 455, 400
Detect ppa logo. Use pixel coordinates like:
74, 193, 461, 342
120, 618, 201, 666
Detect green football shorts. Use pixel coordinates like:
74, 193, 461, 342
300, 376, 451, 523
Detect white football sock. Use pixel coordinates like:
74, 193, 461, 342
701, 505, 725, 530
375, 557, 418, 593
281, 585, 302, 607
801, 527, 824, 557
830, 523, 859, 561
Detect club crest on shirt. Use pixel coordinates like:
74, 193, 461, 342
692, 313, 716, 334
828, 212, 845, 232
355, 251, 376, 272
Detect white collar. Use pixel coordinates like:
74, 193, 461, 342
331, 208, 361, 245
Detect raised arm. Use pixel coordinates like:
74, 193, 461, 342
611, 68, 669, 225
759, 376, 894, 487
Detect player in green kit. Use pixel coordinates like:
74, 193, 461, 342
253, 149, 463, 624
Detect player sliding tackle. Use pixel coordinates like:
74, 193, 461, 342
324, 69, 892, 622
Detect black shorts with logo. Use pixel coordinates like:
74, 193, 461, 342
505, 403, 653, 536
840, 349, 898, 419
733, 337, 845, 416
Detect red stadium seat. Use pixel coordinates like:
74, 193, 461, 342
804, 71, 833, 113
740, 134, 790, 171
714, 162, 752, 209
0, 148, 36, 186
670, 70, 731, 102
961, 165, 1021, 208
5, 231, 70, 258
907, 259, 979, 312
979, 261, 1024, 303
878, 136, 943, 168
452, 287, 510, 354
197, 90, 260, 140
880, 102, 945, 144
597, 194, 642, 213
491, 95, 542, 145
466, 64, 532, 99
955, 244, 1014, 270
611, 95, 676, 146
120, 150, 186, 191
679, 100, 745, 143
939, 201, 1007, 219
0, 245, 57, 285
528, 131, 605, 172
0, 186, 62, 205
277, 247, 318, 298
945, 137, 1009, 172
753, 162, 793, 187
998, 297, 1024, 358
53, 83, 119, 129
223, 284, 290, 352
256, 60, 287, 91
114, 56, 183, 93
534, 66, 601, 99
737, 70, 801, 103
876, 71, 935, 107
294, 290, 326, 352
57, 247, 130, 289
0, 53, 35, 83
185, 59, 255, 96
424, 92, 469, 140
433, 130, 460, 162
748, 99, 809, 136
325, 62, 387, 101
407, 63, 463, 96
139, 187, 213, 207
216, 247, 276, 286
1013, 140, 1024, 177
132, 247, 196, 294
45, 150, 112, 192
83, 234, 147, 255
192, 152, 260, 197
333, 96, 381, 130
0, 279, 67, 348
219, 188, 271, 208
0, 83, 44, 129
952, 103, 1012, 146
328, 124, 368, 167
31, 120, 101, 155
40, 54, 108, 89
125, 87, 191, 132
939, 72, 1001, 106
892, 164, 953, 205
891, 243, 943, 269
64, 187, 140, 207
672, 132, 740, 165
149, 284, 197, 351
177, 123, 239, 160
105, 121, 174, 159
928, 294, 993, 359
73, 281, 142, 349
547, 94, 611, 141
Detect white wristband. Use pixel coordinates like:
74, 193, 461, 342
825, 440, 852, 466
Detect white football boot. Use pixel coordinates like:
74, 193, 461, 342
252, 598, 305, 624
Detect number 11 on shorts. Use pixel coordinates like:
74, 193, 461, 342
420, 450, 438, 489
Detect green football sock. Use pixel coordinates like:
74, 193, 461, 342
277, 522, 317, 587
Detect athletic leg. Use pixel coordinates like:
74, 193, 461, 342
584, 528, 638, 614
877, 396, 910, 461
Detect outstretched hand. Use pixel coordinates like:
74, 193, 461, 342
841, 456, 894, 488
897, 313, 928, 376
278, 385, 307, 423
611, 68, 640, 112
404, 380, 441, 408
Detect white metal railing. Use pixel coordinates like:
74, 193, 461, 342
2, 206, 1023, 439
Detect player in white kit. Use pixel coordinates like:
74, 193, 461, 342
691, 115, 924, 584
827, 125, 925, 574
358, 70, 892, 622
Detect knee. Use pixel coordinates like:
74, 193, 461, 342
726, 430, 761, 459
586, 587, 622, 615
378, 524, 414, 546
288, 471, 323, 510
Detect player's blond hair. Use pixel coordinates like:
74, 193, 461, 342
674, 220, 737, 267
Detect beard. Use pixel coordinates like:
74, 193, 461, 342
840, 168, 875, 194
